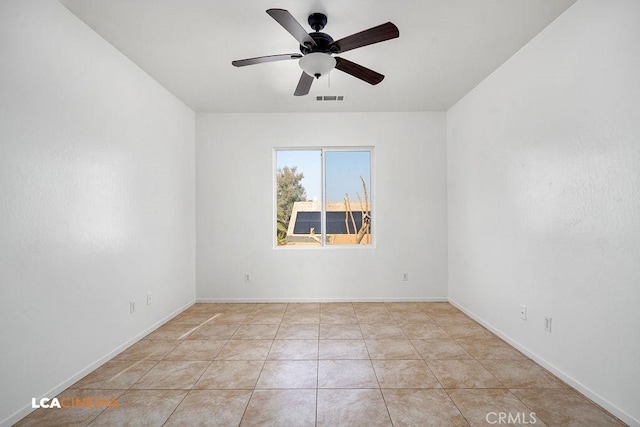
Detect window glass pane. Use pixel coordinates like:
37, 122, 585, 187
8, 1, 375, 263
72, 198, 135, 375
276, 150, 321, 246
324, 151, 372, 245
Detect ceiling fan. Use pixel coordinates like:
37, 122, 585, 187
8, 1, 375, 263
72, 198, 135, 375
232, 9, 399, 96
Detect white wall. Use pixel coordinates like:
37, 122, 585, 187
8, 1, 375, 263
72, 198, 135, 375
196, 112, 447, 301
447, 0, 640, 424
0, 1, 196, 425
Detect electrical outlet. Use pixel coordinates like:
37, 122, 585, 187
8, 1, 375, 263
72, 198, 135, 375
130, 301, 136, 314
544, 317, 552, 332
520, 304, 527, 320
147, 293, 153, 306
244, 273, 251, 282
402, 272, 409, 281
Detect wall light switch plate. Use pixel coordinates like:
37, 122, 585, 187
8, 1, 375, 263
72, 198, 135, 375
520, 304, 527, 320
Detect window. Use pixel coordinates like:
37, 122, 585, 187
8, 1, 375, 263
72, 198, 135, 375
275, 148, 372, 247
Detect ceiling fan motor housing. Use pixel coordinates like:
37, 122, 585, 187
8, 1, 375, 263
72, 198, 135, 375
300, 13, 336, 55
308, 13, 327, 31
300, 32, 334, 54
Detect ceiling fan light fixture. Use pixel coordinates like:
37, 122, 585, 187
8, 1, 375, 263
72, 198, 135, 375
299, 52, 336, 79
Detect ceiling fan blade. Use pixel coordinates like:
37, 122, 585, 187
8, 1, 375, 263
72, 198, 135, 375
232, 53, 302, 67
329, 22, 399, 54
266, 9, 316, 48
294, 72, 314, 96
334, 57, 384, 85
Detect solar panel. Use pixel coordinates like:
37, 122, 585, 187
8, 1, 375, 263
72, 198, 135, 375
292, 211, 321, 234
292, 211, 371, 234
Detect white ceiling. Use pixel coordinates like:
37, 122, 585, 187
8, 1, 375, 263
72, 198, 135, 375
60, 0, 576, 113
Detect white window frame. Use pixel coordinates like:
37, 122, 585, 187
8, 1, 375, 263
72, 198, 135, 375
273, 146, 375, 249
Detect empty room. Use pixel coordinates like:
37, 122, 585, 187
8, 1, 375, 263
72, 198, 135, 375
1, 0, 638, 426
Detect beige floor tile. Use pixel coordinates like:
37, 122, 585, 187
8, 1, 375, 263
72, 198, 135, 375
457, 338, 527, 360
168, 310, 221, 326
256, 360, 318, 388
355, 312, 397, 324
391, 311, 435, 324
212, 303, 259, 314
164, 389, 252, 426
320, 312, 359, 323
275, 323, 319, 339
285, 303, 320, 315
317, 389, 392, 427
448, 388, 546, 427
400, 322, 450, 339
88, 389, 187, 426
320, 302, 355, 311
267, 339, 318, 360
365, 339, 421, 359
15, 389, 125, 427
72, 360, 157, 390
242, 311, 284, 324
193, 303, 255, 314
412, 339, 473, 359
318, 360, 379, 388
183, 303, 223, 314
231, 323, 279, 340
187, 323, 239, 340
512, 388, 624, 426
431, 312, 475, 324
281, 313, 320, 324
424, 303, 464, 315
480, 360, 567, 388
251, 303, 288, 313
438, 323, 495, 339
164, 340, 226, 361
427, 360, 503, 388
319, 339, 369, 359
353, 302, 389, 312
319, 323, 363, 339
112, 339, 179, 361
384, 302, 425, 312
212, 312, 248, 324
360, 323, 406, 339
194, 360, 264, 389
215, 340, 272, 360
240, 389, 316, 426
383, 389, 468, 426
372, 360, 441, 388
15, 302, 623, 427
131, 361, 209, 389
144, 323, 199, 340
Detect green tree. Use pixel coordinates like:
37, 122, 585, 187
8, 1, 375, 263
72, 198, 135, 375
276, 166, 306, 242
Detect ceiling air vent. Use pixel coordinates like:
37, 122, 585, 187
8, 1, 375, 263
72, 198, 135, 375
316, 95, 345, 101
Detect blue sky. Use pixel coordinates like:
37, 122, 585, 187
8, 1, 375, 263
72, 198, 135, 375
276, 150, 370, 203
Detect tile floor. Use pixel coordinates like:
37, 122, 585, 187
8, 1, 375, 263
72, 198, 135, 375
16, 302, 624, 426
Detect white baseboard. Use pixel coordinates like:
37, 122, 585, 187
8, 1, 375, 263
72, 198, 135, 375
1, 299, 195, 427
448, 298, 638, 427
196, 297, 449, 303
